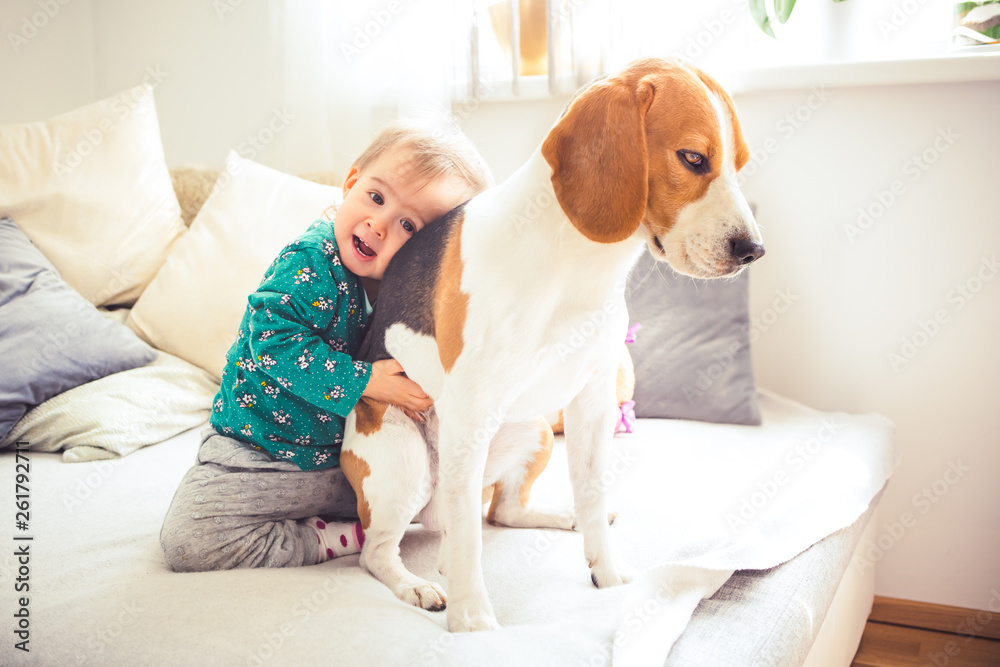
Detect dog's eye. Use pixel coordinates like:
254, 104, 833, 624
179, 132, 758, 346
677, 150, 709, 174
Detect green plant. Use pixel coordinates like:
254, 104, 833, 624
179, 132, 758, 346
748, 0, 849, 38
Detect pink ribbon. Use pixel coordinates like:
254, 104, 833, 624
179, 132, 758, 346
616, 400, 636, 434
625, 322, 642, 344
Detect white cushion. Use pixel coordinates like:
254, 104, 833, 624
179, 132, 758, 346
126, 151, 341, 380
0, 84, 187, 306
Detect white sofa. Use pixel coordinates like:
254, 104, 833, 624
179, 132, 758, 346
0, 394, 895, 666
0, 84, 898, 667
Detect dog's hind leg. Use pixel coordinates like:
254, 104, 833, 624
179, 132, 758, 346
484, 419, 575, 531
342, 400, 446, 612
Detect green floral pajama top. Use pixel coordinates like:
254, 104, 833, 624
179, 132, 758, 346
210, 219, 372, 471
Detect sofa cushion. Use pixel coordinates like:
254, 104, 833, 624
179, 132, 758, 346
625, 251, 761, 425
0, 347, 220, 462
0, 84, 186, 306
127, 151, 342, 380
0, 218, 158, 441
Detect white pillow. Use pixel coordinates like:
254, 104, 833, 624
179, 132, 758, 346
126, 151, 341, 380
0, 351, 219, 463
0, 84, 187, 306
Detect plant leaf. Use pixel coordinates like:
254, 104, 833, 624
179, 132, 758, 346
775, 0, 796, 24
748, 0, 776, 38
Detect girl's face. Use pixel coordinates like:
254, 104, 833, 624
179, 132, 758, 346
335, 145, 468, 282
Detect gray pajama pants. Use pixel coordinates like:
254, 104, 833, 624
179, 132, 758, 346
160, 428, 360, 572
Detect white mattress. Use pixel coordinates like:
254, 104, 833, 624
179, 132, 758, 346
0, 389, 896, 666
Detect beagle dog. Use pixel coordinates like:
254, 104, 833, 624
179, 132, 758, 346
340, 57, 763, 633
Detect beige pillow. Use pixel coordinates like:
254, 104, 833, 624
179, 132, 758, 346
0, 84, 187, 306
126, 151, 342, 380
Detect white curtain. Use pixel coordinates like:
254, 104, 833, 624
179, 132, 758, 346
266, 0, 470, 176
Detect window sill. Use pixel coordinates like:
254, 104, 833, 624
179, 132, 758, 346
715, 46, 1000, 94
477, 47, 1000, 102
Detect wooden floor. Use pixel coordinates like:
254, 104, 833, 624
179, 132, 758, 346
851, 596, 1000, 667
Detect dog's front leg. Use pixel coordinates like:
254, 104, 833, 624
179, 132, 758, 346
436, 401, 501, 632
564, 367, 632, 589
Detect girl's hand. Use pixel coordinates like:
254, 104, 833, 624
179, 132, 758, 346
362, 358, 433, 422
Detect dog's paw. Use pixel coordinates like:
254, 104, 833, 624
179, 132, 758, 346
397, 580, 447, 612
447, 602, 500, 632
590, 560, 636, 588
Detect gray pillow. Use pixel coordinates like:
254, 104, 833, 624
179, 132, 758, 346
625, 250, 761, 425
0, 217, 158, 441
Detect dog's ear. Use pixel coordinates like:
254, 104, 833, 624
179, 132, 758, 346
542, 76, 654, 244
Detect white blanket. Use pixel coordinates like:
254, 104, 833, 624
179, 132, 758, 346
0, 389, 897, 666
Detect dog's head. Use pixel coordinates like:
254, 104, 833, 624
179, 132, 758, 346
541, 57, 763, 278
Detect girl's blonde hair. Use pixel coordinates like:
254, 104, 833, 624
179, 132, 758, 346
324, 119, 492, 221
355, 119, 493, 194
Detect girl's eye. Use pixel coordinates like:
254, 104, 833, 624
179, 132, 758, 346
401, 220, 416, 233
369, 192, 384, 206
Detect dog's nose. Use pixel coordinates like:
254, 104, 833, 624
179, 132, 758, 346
730, 237, 765, 265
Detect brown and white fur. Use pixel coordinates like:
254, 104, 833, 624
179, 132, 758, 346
340, 57, 763, 633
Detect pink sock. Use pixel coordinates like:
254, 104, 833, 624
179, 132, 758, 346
305, 517, 364, 562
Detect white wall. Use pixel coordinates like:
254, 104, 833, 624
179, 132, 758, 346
2, 0, 997, 611
0, 0, 97, 121
1, 0, 315, 172
731, 81, 1000, 611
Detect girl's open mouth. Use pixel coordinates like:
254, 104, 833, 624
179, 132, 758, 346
354, 235, 376, 259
